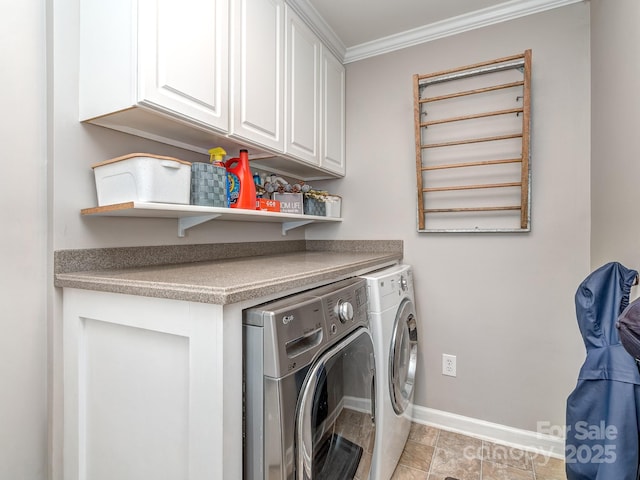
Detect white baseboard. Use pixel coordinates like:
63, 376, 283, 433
343, 395, 371, 414
411, 405, 565, 459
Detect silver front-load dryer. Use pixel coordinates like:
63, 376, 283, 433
243, 277, 377, 480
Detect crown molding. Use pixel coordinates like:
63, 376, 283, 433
285, 0, 347, 60
345, 0, 584, 63
287, 0, 585, 64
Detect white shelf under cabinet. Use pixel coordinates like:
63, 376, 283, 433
81, 202, 342, 237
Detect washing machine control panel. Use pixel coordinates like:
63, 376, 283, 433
243, 277, 369, 378
365, 266, 414, 313
335, 300, 354, 323
324, 282, 368, 338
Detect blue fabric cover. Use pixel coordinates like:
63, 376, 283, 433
566, 262, 640, 480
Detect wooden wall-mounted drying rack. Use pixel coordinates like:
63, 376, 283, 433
413, 50, 531, 232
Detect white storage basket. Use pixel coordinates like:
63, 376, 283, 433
92, 153, 191, 206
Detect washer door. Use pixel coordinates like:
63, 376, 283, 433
296, 328, 376, 480
389, 298, 418, 415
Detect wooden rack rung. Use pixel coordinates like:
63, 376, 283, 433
416, 52, 525, 81
422, 158, 521, 171
424, 205, 521, 213
421, 107, 523, 127
423, 182, 521, 193
422, 133, 522, 149
420, 80, 524, 104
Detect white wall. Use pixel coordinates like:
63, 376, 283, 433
590, 0, 640, 272
0, 0, 48, 479
313, 3, 591, 432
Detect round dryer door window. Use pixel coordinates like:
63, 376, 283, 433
389, 298, 418, 415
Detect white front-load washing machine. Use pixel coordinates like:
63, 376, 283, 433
362, 264, 418, 480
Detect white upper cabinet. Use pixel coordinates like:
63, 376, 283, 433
284, 7, 321, 165
321, 49, 346, 175
79, 0, 345, 179
79, 0, 229, 134
138, 0, 228, 129
230, 0, 285, 152
283, 6, 345, 175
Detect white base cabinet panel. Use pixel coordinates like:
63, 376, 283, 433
63, 289, 242, 480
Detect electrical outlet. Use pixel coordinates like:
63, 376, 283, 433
442, 354, 457, 377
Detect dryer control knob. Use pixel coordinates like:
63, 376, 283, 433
400, 275, 408, 292
336, 300, 354, 323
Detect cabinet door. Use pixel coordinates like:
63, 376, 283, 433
285, 7, 321, 165
63, 289, 242, 480
321, 48, 346, 175
231, 0, 285, 151
137, 0, 229, 131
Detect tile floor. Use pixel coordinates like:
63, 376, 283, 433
391, 423, 566, 480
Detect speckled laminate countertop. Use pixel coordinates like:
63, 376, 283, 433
54, 241, 402, 304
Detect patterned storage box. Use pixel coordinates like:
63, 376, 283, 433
303, 197, 326, 216
190, 162, 228, 207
